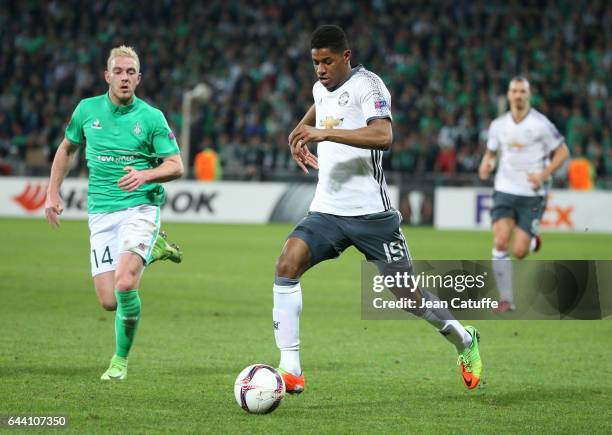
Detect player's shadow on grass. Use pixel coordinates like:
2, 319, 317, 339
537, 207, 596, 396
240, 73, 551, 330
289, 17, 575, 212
466, 385, 611, 407
7, 365, 98, 378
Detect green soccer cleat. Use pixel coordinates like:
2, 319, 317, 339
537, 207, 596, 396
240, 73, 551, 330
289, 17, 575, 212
100, 355, 128, 380
149, 231, 183, 264
458, 325, 482, 390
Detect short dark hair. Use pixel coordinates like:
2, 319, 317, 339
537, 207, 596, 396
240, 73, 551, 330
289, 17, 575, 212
509, 75, 531, 89
310, 25, 349, 53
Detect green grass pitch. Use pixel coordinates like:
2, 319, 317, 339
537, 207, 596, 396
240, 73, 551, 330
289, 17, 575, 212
1, 218, 611, 433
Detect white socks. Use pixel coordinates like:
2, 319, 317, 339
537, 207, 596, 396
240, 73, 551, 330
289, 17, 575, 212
419, 291, 472, 352
273, 277, 473, 370
529, 237, 537, 252
273, 277, 302, 376
279, 350, 301, 376
439, 321, 473, 353
492, 248, 513, 303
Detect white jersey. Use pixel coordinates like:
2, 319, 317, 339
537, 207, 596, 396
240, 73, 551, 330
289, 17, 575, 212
487, 109, 564, 196
309, 65, 393, 216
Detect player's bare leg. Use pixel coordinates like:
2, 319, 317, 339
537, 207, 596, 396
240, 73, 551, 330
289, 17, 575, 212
273, 237, 311, 393
101, 252, 145, 380
276, 237, 311, 279
511, 227, 532, 259
493, 218, 514, 252
492, 218, 515, 311
115, 251, 145, 291
94, 271, 117, 311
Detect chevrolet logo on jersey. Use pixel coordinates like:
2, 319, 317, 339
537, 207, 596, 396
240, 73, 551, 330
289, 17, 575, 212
319, 116, 343, 129
510, 141, 525, 148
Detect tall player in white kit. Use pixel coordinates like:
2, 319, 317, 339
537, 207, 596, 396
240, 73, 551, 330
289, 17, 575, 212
272, 25, 483, 393
479, 77, 569, 312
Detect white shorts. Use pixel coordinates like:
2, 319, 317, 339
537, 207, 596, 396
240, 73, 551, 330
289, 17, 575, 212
88, 204, 161, 277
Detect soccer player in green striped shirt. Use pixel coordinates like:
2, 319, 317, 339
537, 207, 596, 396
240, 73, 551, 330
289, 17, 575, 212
45, 46, 184, 380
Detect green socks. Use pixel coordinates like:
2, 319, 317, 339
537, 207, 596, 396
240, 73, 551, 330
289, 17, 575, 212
114, 289, 141, 358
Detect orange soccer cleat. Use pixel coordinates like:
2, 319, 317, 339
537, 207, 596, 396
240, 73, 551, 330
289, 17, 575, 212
277, 368, 305, 394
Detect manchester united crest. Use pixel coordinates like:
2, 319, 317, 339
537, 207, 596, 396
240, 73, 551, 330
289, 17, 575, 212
338, 91, 349, 106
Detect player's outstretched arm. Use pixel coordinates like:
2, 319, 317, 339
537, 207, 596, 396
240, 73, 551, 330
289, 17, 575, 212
527, 143, 570, 189
290, 118, 392, 152
478, 150, 497, 181
45, 138, 79, 228
118, 154, 184, 192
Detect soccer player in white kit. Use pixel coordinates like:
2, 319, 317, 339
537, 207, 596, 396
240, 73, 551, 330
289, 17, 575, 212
272, 25, 483, 393
479, 77, 569, 312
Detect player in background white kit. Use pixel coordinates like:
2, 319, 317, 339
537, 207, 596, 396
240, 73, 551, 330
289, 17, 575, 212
479, 77, 570, 312
271, 25, 483, 394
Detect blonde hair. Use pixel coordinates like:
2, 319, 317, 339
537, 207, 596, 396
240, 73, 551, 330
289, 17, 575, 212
107, 45, 140, 71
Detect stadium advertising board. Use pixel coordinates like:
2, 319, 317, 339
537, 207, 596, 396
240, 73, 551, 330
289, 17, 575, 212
0, 177, 398, 224
434, 187, 612, 232
1, 177, 284, 223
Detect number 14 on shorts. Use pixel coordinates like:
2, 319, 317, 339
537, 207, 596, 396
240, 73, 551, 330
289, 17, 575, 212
92, 246, 114, 268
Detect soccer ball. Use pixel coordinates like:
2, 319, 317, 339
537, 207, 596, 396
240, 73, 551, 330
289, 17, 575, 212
234, 364, 285, 414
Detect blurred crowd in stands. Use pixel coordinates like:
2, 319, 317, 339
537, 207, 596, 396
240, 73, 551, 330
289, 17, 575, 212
0, 0, 610, 186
